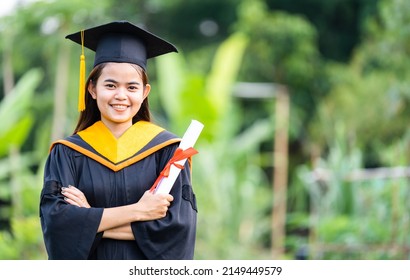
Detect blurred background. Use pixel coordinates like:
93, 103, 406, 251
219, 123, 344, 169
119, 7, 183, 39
1, 0, 410, 260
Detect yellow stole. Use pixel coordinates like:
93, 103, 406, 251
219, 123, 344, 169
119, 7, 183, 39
50, 121, 181, 172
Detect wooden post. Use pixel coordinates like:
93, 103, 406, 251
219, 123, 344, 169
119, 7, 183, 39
231, 82, 290, 259
272, 86, 289, 259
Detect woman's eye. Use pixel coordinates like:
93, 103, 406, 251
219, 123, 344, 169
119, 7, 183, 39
105, 84, 115, 88
128, 86, 138, 91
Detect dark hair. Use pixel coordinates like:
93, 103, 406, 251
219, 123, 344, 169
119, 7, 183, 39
73, 63, 151, 134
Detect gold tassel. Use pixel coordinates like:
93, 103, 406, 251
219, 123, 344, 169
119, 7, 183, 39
78, 30, 86, 112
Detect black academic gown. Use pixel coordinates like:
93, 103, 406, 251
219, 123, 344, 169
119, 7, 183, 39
39, 121, 197, 260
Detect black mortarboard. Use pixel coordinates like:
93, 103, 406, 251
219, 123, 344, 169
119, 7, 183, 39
65, 20, 178, 70
65, 20, 178, 111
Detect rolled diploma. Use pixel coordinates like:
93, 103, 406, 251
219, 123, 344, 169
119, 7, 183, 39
154, 120, 204, 194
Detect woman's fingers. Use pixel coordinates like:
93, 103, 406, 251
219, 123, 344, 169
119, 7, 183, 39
137, 191, 174, 220
61, 185, 90, 208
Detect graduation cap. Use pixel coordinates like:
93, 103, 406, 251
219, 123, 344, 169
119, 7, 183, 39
65, 20, 178, 111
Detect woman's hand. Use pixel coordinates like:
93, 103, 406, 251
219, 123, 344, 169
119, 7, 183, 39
97, 190, 174, 233
134, 190, 174, 221
61, 185, 91, 208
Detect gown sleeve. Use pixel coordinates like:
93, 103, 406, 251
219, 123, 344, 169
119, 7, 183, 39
131, 145, 198, 260
39, 144, 104, 260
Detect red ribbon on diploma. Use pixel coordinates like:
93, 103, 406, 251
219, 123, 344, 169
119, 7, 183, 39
149, 147, 198, 193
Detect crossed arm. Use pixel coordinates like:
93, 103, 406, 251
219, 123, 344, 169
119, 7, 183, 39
61, 185, 173, 240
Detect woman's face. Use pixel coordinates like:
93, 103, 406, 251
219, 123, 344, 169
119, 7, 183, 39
88, 62, 150, 134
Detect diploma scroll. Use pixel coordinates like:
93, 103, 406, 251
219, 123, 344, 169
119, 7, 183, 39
151, 120, 204, 194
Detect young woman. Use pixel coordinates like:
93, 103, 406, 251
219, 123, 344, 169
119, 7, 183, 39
39, 21, 197, 260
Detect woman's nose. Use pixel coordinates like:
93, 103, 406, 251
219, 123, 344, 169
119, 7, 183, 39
114, 87, 127, 99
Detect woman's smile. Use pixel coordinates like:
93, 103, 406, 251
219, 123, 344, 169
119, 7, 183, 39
110, 104, 130, 111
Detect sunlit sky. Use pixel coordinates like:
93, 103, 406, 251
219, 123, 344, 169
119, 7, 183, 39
0, 1, 17, 17
0, 0, 39, 18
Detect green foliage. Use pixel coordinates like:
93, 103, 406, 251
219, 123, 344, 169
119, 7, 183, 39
0, 149, 46, 259
0, 69, 42, 156
0, 69, 44, 261
235, 0, 329, 164
310, 0, 410, 167
156, 32, 273, 259
0, 48, 47, 259
297, 127, 410, 259
0, 216, 45, 259
1, 0, 410, 261
266, 0, 379, 62
156, 32, 249, 139
237, 0, 321, 86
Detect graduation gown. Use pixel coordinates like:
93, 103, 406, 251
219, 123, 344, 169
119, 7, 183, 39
39, 121, 197, 260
